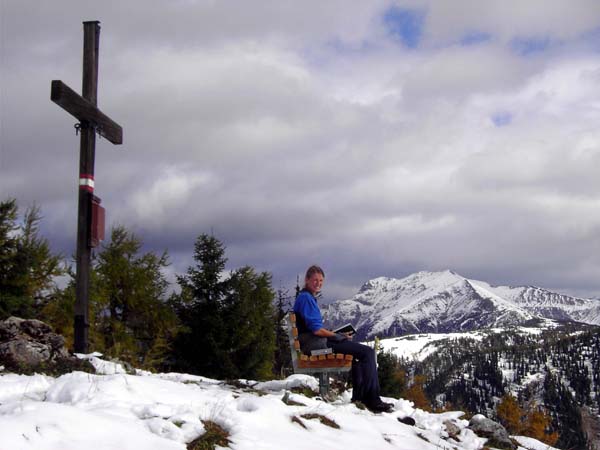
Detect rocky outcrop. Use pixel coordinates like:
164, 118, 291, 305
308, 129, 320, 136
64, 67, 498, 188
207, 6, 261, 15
0, 316, 93, 375
468, 414, 516, 450
581, 406, 600, 450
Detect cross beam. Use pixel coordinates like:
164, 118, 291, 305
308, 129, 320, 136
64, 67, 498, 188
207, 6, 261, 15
50, 21, 123, 353
51, 80, 122, 144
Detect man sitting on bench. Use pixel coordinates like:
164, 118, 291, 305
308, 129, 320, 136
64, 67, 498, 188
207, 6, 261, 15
293, 265, 394, 413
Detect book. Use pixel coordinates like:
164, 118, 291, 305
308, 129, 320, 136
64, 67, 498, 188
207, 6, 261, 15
310, 348, 333, 356
333, 323, 357, 336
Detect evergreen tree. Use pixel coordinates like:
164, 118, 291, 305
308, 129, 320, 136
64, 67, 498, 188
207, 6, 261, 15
0, 199, 64, 319
223, 267, 276, 379
273, 286, 292, 377
40, 269, 77, 349
172, 234, 278, 380
377, 350, 406, 398
544, 372, 587, 449
172, 234, 228, 377
0, 200, 18, 271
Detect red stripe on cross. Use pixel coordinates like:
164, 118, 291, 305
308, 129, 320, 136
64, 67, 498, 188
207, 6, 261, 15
79, 174, 95, 192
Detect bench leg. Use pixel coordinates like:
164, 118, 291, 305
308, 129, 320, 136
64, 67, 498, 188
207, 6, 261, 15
318, 372, 330, 397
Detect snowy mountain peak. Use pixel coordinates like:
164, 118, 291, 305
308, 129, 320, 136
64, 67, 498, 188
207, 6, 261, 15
325, 271, 600, 340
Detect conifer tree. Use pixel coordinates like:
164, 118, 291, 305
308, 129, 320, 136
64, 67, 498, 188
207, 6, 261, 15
223, 267, 276, 379
42, 226, 177, 369
405, 374, 431, 411
496, 393, 523, 434
273, 286, 292, 377
377, 350, 406, 398
172, 234, 228, 377
544, 371, 586, 449
93, 226, 178, 368
172, 234, 278, 380
523, 409, 558, 446
0, 199, 19, 318
0, 199, 64, 319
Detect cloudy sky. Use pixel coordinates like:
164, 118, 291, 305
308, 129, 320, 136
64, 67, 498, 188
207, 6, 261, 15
2, 0, 600, 302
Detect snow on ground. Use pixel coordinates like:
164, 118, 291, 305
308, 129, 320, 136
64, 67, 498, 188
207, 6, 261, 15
0, 355, 555, 450
376, 332, 487, 361
513, 435, 560, 450
377, 324, 563, 363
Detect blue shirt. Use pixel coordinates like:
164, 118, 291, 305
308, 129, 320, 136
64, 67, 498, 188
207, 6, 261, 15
293, 290, 323, 333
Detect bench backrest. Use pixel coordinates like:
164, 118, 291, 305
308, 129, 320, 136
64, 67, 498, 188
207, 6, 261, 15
286, 312, 352, 374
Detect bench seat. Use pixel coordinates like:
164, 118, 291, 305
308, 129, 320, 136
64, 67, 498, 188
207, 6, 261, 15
287, 312, 352, 395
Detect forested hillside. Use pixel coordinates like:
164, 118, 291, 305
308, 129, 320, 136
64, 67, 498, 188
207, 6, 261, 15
379, 324, 600, 449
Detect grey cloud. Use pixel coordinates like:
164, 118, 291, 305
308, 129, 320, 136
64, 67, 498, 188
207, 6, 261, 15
2, 0, 600, 303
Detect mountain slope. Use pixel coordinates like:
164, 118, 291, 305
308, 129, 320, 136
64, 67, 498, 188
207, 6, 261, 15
325, 270, 599, 340
377, 325, 600, 450
1, 353, 534, 450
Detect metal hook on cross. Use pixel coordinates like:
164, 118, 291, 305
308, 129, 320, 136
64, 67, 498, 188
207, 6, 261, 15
74, 123, 104, 139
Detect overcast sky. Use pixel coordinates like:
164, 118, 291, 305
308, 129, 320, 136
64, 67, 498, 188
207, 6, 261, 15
1, 0, 600, 302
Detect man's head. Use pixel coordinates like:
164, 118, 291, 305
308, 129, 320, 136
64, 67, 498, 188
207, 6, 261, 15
304, 265, 325, 295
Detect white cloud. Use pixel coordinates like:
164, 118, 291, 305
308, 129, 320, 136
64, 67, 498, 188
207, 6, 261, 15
2, 0, 600, 300
413, 0, 600, 44
126, 166, 215, 227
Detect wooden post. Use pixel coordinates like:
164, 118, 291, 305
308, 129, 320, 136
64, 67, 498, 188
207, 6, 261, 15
51, 21, 123, 354
73, 21, 100, 353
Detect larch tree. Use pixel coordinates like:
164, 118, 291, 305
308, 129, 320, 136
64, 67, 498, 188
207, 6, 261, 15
94, 226, 178, 369
496, 393, 524, 434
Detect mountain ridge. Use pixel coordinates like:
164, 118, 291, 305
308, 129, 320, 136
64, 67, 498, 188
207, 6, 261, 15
324, 270, 600, 340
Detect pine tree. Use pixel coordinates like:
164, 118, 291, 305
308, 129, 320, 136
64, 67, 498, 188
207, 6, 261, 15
223, 267, 276, 380
172, 234, 278, 380
377, 350, 407, 399
172, 234, 228, 377
273, 286, 292, 377
544, 372, 587, 449
0, 200, 64, 319
0, 199, 19, 318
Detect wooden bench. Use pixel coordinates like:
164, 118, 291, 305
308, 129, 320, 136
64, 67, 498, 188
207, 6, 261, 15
287, 312, 353, 396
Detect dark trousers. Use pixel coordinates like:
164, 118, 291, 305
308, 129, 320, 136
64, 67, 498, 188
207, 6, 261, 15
329, 340, 381, 405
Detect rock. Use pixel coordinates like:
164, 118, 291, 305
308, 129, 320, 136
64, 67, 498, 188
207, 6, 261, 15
1, 339, 51, 366
398, 416, 416, 426
581, 406, 600, 450
0, 316, 93, 375
468, 414, 516, 450
444, 419, 462, 440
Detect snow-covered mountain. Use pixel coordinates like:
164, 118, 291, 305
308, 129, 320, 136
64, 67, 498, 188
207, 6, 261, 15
325, 270, 600, 340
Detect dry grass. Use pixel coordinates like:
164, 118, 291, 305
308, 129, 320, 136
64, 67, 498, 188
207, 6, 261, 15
187, 420, 231, 450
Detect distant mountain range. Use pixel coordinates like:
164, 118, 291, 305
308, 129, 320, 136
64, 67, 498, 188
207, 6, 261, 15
324, 270, 600, 340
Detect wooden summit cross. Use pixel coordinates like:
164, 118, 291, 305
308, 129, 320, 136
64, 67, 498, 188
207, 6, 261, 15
51, 21, 123, 353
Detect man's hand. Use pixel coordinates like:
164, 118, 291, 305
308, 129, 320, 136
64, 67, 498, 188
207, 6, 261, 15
328, 332, 348, 342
